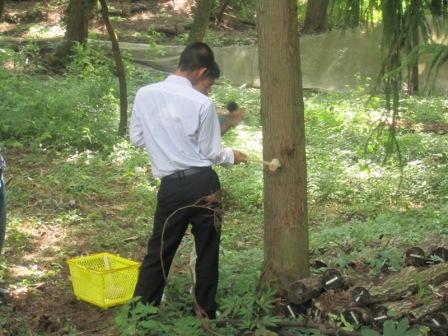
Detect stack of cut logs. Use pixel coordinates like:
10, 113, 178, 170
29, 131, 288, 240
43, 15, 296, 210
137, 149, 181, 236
285, 246, 448, 335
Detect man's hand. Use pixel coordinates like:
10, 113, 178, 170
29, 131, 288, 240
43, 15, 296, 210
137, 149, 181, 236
233, 150, 248, 164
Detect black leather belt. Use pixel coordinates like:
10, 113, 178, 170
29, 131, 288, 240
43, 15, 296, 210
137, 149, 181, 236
162, 166, 211, 181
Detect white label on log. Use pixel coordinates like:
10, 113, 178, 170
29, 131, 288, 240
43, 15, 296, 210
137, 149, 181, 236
374, 315, 387, 321
325, 276, 339, 286
350, 311, 359, 325
431, 318, 441, 326
287, 305, 296, 319
409, 254, 425, 259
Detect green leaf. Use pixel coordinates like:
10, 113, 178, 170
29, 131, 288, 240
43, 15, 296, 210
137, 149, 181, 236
361, 328, 381, 336
396, 319, 411, 334
383, 320, 396, 336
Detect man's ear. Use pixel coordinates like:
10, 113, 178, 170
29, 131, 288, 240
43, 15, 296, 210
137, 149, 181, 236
197, 67, 208, 80
189, 67, 208, 85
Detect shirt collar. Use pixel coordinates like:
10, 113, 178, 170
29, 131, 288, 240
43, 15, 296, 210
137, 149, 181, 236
165, 74, 193, 87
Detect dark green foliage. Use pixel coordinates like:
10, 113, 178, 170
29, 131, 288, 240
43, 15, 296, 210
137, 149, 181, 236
0, 44, 121, 150
328, 0, 381, 28
361, 319, 421, 336
213, 0, 258, 25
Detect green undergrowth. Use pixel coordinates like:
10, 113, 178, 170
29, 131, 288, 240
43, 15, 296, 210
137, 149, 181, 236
0, 44, 447, 335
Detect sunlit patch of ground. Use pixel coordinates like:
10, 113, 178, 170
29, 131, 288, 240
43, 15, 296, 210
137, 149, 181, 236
1, 149, 140, 335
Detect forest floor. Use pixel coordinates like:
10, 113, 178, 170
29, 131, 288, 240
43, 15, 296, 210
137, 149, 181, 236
0, 3, 258, 334
0, 0, 257, 46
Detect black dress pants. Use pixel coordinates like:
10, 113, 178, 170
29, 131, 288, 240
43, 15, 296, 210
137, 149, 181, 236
134, 167, 221, 318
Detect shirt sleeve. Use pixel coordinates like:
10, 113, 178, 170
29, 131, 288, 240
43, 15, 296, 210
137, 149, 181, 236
198, 101, 234, 166
129, 94, 145, 148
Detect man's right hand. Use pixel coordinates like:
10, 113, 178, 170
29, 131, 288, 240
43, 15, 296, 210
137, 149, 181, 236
233, 150, 248, 164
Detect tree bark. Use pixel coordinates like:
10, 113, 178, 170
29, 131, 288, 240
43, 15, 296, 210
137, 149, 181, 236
347, 0, 360, 28
368, 263, 448, 303
99, 0, 128, 136
215, 0, 230, 23
0, 0, 5, 21
56, 0, 96, 59
302, 0, 329, 34
407, 0, 421, 94
429, 0, 443, 16
257, 0, 309, 289
383, 297, 446, 321
188, 0, 214, 43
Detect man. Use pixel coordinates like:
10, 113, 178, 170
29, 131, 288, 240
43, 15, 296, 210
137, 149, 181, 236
130, 42, 247, 319
193, 61, 244, 136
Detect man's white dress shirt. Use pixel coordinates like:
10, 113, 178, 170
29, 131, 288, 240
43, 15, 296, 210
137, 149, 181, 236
130, 75, 234, 178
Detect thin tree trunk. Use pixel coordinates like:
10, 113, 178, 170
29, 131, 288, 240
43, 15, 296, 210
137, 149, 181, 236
347, 0, 360, 27
99, 0, 128, 136
188, 0, 214, 43
215, 0, 230, 23
0, 0, 5, 21
56, 0, 95, 59
302, 0, 329, 34
429, 0, 443, 16
409, 30, 419, 94
407, 0, 421, 94
257, 0, 309, 289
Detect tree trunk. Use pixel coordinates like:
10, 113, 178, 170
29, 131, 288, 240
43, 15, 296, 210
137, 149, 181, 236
0, 0, 5, 21
429, 0, 443, 16
56, 0, 96, 58
302, 0, 329, 34
99, 0, 128, 136
407, 0, 421, 94
257, 0, 309, 289
215, 0, 230, 23
347, 0, 361, 28
188, 0, 214, 43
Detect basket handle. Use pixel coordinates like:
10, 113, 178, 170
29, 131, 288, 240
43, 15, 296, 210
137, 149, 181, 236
103, 255, 114, 288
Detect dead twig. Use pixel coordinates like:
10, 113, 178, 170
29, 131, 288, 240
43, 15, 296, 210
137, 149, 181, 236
160, 191, 222, 282
159, 191, 223, 336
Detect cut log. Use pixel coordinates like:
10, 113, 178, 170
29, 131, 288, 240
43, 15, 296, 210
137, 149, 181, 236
288, 276, 323, 305
321, 269, 348, 291
340, 307, 371, 327
371, 305, 389, 327
426, 312, 448, 327
350, 287, 371, 307
429, 247, 448, 264
287, 269, 348, 305
312, 290, 352, 319
369, 263, 448, 303
311, 259, 328, 269
405, 247, 426, 267
381, 297, 447, 321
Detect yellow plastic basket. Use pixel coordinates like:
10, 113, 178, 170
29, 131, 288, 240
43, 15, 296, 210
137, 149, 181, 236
67, 252, 140, 308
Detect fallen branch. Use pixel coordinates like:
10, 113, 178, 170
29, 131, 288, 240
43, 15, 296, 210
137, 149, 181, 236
369, 263, 448, 304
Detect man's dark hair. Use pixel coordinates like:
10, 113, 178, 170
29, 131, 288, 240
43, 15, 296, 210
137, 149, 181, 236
178, 42, 215, 72
203, 62, 220, 80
